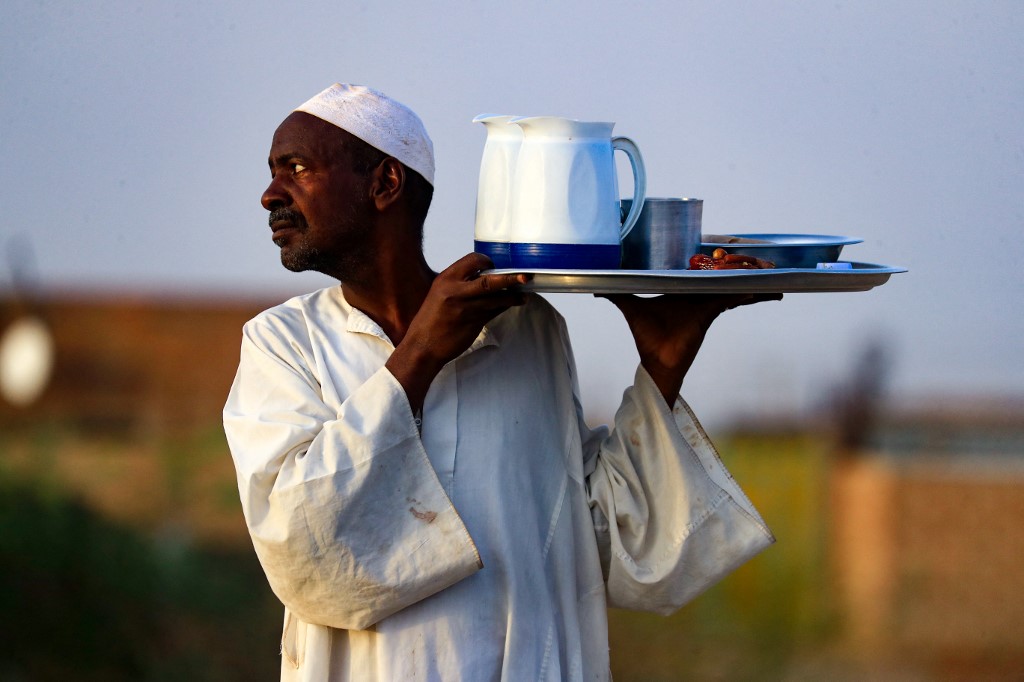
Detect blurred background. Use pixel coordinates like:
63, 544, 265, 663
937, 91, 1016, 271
2, 0, 1023, 679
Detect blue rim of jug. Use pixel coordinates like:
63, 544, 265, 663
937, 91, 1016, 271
474, 241, 512, 268
509, 242, 621, 270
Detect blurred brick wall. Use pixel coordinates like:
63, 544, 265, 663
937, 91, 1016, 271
830, 452, 1024, 663
0, 292, 280, 435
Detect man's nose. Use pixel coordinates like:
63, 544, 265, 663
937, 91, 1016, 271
261, 176, 290, 211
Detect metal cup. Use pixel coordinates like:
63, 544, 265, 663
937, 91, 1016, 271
620, 197, 703, 270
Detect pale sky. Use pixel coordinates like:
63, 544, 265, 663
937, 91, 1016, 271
3, 0, 1022, 427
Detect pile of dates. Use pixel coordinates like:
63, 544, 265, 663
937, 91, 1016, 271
689, 248, 776, 270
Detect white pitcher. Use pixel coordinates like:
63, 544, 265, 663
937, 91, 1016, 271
472, 114, 521, 268
507, 116, 646, 269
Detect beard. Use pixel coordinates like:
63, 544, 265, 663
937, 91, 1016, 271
270, 206, 375, 283
270, 208, 319, 272
279, 234, 325, 274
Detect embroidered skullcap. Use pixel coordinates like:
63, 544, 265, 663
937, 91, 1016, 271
295, 84, 435, 186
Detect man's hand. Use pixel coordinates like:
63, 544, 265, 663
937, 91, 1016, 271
600, 292, 783, 406
386, 253, 531, 413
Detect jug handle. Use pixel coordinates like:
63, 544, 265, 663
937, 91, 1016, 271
612, 136, 647, 240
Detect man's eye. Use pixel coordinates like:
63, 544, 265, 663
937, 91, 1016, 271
292, 163, 307, 174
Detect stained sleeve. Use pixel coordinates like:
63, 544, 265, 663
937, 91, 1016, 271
583, 364, 775, 614
222, 318, 482, 631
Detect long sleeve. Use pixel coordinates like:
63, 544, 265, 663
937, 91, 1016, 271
223, 291, 770, 680
223, 315, 482, 631
584, 365, 775, 614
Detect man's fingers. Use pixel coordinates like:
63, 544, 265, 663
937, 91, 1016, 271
596, 292, 783, 322
450, 252, 495, 278
446, 253, 532, 291
594, 293, 634, 307
723, 292, 783, 309
478, 272, 531, 292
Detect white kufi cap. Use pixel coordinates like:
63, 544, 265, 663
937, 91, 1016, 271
295, 84, 435, 186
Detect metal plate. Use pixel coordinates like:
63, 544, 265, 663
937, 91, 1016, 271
486, 262, 907, 295
700, 234, 864, 269
703, 233, 863, 246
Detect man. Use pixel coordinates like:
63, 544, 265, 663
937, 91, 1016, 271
224, 83, 777, 681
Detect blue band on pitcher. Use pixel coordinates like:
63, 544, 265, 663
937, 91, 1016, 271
510, 242, 621, 270
473, 241, 512, 268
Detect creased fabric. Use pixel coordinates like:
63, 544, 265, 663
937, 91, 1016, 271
223, 286, 774, 681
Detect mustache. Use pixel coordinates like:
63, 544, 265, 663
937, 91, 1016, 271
268, 207, 307, 228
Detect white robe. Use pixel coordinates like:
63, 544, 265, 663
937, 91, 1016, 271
223, 287, 773, 681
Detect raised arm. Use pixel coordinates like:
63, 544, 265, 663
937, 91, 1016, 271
224, 311, 483, 631
386, 253, 530, 413
600, 292, 782, 405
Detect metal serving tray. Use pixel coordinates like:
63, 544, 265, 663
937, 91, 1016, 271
486, 262, 907, 295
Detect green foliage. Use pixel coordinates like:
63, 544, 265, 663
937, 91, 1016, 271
0, 476, 280, 682
608, 433, 838, 681
0, 427, 837, 680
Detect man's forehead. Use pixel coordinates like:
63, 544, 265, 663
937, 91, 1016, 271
269, 112, 349, 159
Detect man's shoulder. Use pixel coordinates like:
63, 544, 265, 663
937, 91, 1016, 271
494, 294, 568, 343
521, 293, 563, 322
244, 286, 344, 337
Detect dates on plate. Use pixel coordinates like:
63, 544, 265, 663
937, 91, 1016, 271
689, 248, 776, 270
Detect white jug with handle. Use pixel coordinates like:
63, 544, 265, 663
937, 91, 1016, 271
472, 114, 521, 268
507, 116, 646, 269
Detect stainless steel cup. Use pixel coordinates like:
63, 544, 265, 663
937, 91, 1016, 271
620, 197, 703, 270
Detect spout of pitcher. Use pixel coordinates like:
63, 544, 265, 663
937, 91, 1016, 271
510, 116, 615, 137
472, 113, 518, 125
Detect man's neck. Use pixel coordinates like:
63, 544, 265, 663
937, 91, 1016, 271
340, 254, 435, 347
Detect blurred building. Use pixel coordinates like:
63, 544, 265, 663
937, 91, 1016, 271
830, 399, 1024, 672
4, 291, 1024, 675
0, 291, 275, 436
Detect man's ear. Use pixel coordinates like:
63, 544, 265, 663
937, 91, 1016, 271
370, 158, 404, 211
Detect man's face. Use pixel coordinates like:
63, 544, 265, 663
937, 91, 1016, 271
261, 112, 374, 278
